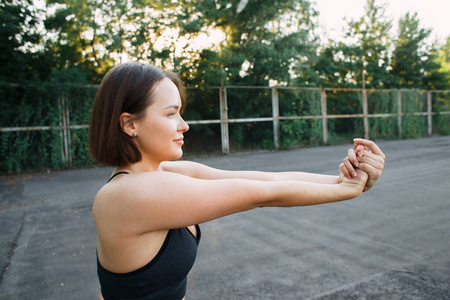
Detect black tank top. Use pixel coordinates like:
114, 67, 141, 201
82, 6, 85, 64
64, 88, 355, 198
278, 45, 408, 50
97, 172, 201, 300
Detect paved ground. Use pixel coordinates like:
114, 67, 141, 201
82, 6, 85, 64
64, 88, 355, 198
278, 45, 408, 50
1, 136, 449, 300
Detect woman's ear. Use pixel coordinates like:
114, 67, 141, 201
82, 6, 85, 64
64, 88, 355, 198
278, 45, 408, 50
119, 112, 136, 138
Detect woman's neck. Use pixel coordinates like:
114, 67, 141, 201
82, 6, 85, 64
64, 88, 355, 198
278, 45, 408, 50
115, 160, 161, 174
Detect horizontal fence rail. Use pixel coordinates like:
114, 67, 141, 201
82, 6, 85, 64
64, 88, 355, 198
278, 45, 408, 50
180, 87, 449, 154
1, 87, 449, 169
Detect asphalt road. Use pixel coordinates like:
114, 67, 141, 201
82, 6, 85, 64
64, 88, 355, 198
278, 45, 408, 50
1, 136, 449, 300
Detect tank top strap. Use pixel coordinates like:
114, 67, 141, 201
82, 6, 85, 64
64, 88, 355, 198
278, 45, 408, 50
107, 171, 130, 183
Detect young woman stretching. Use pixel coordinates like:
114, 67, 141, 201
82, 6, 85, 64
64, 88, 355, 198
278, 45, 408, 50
88, 62, 385, 300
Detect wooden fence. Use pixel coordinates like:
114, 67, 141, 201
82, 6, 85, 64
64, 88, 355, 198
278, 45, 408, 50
1, 87, 449, 165
186, 87, 450, 154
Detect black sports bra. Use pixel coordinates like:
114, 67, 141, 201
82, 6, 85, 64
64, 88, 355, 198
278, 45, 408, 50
97, 172, 201, 300
107, 171, 130, 183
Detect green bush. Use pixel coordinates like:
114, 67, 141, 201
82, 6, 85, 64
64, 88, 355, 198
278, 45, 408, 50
0, 83, 97, 174
368, 90, 399, 139
401, 90, 426, 138
433, 92, 450, 135
279, 89, 322, 148
1, 83, 449, 175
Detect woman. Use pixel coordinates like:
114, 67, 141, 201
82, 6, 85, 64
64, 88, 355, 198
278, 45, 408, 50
88, 63, 385, 300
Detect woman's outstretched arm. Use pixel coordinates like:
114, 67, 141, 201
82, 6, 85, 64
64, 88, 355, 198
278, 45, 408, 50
162, 139, 385, 190
93, 169, 368, 234
161, 160, 341, 184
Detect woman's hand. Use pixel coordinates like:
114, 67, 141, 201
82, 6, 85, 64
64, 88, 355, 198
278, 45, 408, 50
339, 138, 385, 192
339, 168, 369, 198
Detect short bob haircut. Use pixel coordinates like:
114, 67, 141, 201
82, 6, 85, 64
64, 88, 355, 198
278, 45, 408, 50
88, 62, 186, 167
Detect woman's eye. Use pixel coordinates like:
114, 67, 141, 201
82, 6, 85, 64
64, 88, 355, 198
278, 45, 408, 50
168, 112, 176, 117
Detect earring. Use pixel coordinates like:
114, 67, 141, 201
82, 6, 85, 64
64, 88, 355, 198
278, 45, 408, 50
132, 132, 135, 138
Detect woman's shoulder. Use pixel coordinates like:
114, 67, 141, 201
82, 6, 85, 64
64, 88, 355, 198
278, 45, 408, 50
92, 171, 182, 220
94, 169, 199, 208
96, 171, 174, 197
92, 170, 202, 232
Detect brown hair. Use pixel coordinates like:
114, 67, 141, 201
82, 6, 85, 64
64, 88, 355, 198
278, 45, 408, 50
88, 63, 186, 167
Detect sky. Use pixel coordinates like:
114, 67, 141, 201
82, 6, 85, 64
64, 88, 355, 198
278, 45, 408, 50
314, 0, 450, 43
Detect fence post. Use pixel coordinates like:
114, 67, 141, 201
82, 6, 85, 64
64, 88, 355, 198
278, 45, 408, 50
59, 92, 64, 164
427, 91, 432, 136
320, 89, 328, 144
272, 87, 280, 149
219, 87, 229, 154
362, 89, 369, 139
397, 90, 402, 139
59, 91, 69, 165
65, 94, 72, 167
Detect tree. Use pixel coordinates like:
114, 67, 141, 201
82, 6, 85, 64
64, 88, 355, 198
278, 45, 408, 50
428, 36, 450, 90
436, 37, 450, 79
43, 0, 218, 82
346, 0, 392, 88
189, 0, 319, 86
40, 0, 321, 86
311, 0, 392, 88
0, 0, 47, 82
44, 0, 118, 83
390, 12, 434, 89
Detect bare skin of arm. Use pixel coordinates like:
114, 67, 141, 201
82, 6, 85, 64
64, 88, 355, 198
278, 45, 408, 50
161, 160, 341, 184
94, 170, 367, 234
93, 168, 368, 276
94, 141, 379, 299
161, 138, 385, 192
93, 73, 384, 300
94, 140, 382, 298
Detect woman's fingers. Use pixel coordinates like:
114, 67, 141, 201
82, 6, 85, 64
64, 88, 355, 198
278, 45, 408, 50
358, 152, 384, 174
356, 163, 380, 192
358, 150, 385, 166
342, 157, 357, 178
347, 148, 359, 167
356, 153, 384, 192
355, 144, 366, 158
351, 139, 385, 192
357, 161, 382, 178
341, 139, 385, 184
339, 162, 352, 179
340, 148, 358, 179
354, 138, 385, 159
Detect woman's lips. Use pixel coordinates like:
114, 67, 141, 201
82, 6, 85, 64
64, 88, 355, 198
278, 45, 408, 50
173, 137, 184, 145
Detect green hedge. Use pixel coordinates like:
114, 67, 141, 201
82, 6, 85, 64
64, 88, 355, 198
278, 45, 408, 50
1, 83, 449, 174
0, 83, 97, 174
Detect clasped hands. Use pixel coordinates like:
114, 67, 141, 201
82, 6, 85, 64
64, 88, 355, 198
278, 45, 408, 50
339, 138, 385, 192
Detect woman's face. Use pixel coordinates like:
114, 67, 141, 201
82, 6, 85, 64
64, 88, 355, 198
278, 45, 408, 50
133, 77, 189, 166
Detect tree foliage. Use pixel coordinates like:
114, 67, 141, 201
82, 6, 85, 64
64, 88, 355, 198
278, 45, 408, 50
435, 36, 450, 89
1, 0, 447, 88
389, 12, 445, 89
183, 0, 319, 86
1, 0, 449, 174
311, 0, 392, 88
0, 0, 49, 81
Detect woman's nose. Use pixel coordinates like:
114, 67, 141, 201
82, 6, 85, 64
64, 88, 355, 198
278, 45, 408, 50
178, 116, 189, 132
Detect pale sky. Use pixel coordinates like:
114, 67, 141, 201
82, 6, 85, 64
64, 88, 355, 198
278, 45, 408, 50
314, 0, 450, 43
